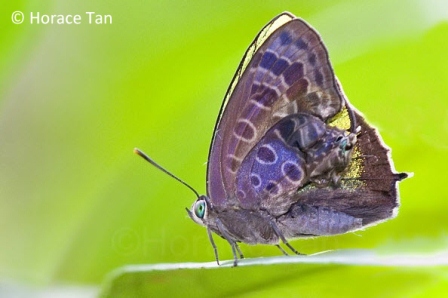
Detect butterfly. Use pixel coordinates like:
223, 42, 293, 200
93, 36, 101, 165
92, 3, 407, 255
136, 11, 408, 266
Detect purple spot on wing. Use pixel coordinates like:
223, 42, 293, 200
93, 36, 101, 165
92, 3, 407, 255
283, 62, 304, 86
308, 53, 316, 66
266, 181, 279, 195
295, 38, 308, 50
251, 175, 261, 188
260, 51, 277, 70
283, 162, 303, 181
272, 58, 289, 76
315, 70, 324, 86
257, 145, 276, 163
280, 31, 293, 45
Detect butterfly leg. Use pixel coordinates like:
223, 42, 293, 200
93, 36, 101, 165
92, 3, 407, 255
230, 243, 240, 267
275, 244, 288, 256
269, 218, 304, 255
235, 242, 244, 259
282, 237, 303, 256
215, 218, 242, 266
206, 227, 220, 265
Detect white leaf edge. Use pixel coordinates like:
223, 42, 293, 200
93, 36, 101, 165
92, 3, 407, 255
110, 248, 448, 275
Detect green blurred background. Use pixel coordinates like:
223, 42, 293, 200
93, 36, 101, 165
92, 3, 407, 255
1, 0, 447, 296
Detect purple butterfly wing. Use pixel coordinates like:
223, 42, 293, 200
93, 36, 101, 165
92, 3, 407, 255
207, 12, 347, 208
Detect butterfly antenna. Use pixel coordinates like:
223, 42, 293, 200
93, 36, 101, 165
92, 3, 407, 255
345, 101, 357, 134
133, 148, 201, 198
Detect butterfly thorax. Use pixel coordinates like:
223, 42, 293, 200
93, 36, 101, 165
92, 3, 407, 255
188, 195, 281, 245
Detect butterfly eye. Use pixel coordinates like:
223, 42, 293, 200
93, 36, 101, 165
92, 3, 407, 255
194, 200, 206, 219
338, 137, 347, 149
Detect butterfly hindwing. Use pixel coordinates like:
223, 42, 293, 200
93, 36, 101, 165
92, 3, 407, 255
276, 108, 407, 237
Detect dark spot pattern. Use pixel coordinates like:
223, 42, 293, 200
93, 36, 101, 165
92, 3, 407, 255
272, 58, 289, 76
315, 70, 324, 87
229, 156, 239, 173
234, 120, 255, 140
252, 85, 278, 107
251, 175, 261, 187
257, 145, 276, 163
280, 31, 293, 45
286, 78, 309, 100
283, 62, 304, 86
266, 181, 279, 195
283, 162, 303, 181
295, 38, 308, 50
260, 51, 277, 69
308, 53, 316, 66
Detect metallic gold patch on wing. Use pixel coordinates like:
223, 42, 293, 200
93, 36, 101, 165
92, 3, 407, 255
341, 145, 365, 190
328, 107, 351, 131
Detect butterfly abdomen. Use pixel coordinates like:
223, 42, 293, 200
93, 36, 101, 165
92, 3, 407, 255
278, 204, 363, 237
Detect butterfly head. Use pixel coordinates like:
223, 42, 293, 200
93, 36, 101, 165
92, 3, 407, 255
187, 195, 211, 226
335, 131, 357, 169
309, 128, 358, 186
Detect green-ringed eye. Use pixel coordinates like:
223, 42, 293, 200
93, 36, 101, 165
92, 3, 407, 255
339, 138, 347, 150
194, 200, 206, 219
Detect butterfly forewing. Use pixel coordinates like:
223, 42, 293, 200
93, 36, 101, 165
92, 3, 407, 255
206, 12, 295, 207
207, 13, 346, 207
